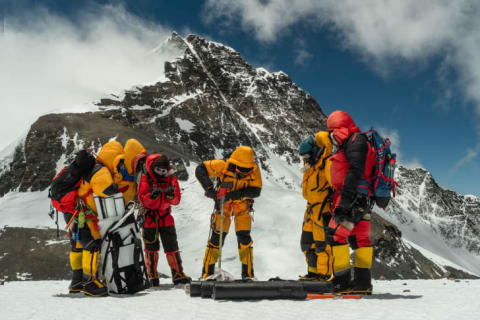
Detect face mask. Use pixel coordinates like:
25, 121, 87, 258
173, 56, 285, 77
153, 166, 169, 177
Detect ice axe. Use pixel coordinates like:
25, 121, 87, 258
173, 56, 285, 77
210, 182, 234, 281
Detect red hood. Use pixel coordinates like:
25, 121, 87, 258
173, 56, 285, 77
327, 110, 360, 145
145, 154, 173, 182
132, 152, 147, 175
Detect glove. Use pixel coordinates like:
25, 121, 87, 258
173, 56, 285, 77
333, 206, 350, 224
165, 186, 175, 199
217, 187, 228, 199
151, 189, 161, 199
205, 188, 217, 199
85, 239, 102, 252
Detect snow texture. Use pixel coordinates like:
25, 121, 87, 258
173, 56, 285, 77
0, 280, 478, 320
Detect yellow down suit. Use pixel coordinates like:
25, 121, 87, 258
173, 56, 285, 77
195, 146, 262, 279
300, 132, 334, 279
70, 144, 119, 296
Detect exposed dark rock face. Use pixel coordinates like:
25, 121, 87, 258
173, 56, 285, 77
0, 33, 478, 280
0, 227, 70, 281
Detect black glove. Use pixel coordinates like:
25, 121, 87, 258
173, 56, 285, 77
165, 186, 175, 199
205, 188, 217, 199
225, 190, 242, 201
85, 239, 102, 252
151, 189, 161, 199
333, 206, 350, 224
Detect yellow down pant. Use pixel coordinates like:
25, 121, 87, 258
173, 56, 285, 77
301, 208, 332, 276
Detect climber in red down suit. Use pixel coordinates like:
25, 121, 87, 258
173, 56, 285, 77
137, 154, 191, 286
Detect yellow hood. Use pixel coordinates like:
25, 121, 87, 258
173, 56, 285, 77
315, 131, 333, 158
124, 139, 147, 175
226, 146, 255, 169
97, 140, 124, 174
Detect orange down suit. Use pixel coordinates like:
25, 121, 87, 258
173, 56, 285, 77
196, 146, 262, 279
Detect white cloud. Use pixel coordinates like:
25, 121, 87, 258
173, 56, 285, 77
204, 0, 480, 168
204, 1, 480, 103
452, 145, 480, 172
375, 127, 422, 169
0, 5, 178, 151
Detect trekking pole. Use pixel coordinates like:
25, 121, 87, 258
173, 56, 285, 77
217, 194, 226, 272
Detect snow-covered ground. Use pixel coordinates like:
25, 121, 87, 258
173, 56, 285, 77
0, 279, 478, 320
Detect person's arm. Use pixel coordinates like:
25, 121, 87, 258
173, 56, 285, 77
90, 166, 118, 196
339, 134, 368, 209
138, 174, 161, 209
166, 176, 181, 206
226, 165, 262, 201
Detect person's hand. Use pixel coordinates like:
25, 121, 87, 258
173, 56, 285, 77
205, 188, 217, 199
165, 186, 175, 199
151, 189, 161, 199
333, 206, 350, 224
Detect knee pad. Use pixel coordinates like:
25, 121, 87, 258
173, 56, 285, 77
209, 231, 228, 247
300, 231, 314, 252
314, 241, 327, 253
236, 230, 252, 247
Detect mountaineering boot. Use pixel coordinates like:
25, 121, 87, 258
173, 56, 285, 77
201, 246, 219, 279
82, 249, 107, 297
166, 250, 191, 285
331, 268, 352, 293
145, 250, 160, 286
83, 277, 108, 297
350, 267, 372, 295
238, 244, 254, 280
69, 269, 83, 293
299, 271, 329, 281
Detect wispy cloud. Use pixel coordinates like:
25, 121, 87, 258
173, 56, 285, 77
375, 127, 422, 169
294, 48, 313, 66
0, 5, 176, 151
204, 0, 480, 167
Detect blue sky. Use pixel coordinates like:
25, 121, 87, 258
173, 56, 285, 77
3, 0, 480, 196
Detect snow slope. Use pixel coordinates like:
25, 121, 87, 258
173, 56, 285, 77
0, 279, 478, 320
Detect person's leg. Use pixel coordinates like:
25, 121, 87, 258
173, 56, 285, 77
349, 217, 373, 294
235, 211, 253, 279
159, 225, 191, 284
143, 226, 160, 286
327, 217, 351, 292
201, 211, 232, 279
300, 210, 317, 280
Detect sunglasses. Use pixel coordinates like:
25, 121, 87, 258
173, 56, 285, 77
300, 153, 311, 159
236, 166, 252, 175
153, 167, 169, 176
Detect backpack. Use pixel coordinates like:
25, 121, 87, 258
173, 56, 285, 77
100, 204, 150, 294
48, 166, 83, 214
48, 150, 96, 214
356, 129, 398, 209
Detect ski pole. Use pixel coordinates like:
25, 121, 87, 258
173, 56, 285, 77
217, 192, 226, 272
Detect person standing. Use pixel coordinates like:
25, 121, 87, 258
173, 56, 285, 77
137, 154, 191, 286
298, 132, 334, 281
327, 110, 373, 295
196, 146, 262, 280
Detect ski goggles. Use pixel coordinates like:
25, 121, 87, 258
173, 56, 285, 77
153, 166, 169, 176
235, 166, 252, 176
300, 153, 311, 159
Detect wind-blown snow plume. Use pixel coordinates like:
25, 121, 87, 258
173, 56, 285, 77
0, 5, 180, 151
